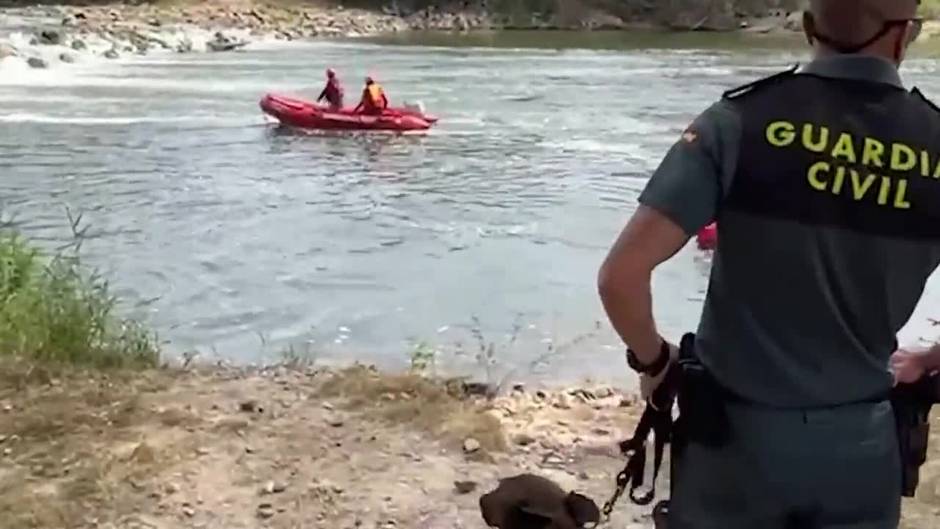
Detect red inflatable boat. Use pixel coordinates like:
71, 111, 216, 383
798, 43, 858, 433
696, 222, 718, 250
259, 93, 438, 132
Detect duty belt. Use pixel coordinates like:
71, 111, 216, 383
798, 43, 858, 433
599, 335, 940, 525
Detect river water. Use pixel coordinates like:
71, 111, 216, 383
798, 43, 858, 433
3, 26, 940, 384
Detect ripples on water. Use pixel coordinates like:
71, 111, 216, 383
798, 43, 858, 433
2, 33, 940, 383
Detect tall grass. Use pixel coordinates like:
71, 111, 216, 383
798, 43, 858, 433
0, 213, 159, 369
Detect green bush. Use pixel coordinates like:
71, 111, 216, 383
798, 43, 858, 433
0, 217, 159, 369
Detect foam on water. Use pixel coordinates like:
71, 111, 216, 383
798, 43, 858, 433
0, 71, 280, 92
0, 113, 254, 125
0, 22, 292, 87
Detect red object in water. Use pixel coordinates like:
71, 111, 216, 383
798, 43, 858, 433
259, 93, 438, 132
696, 222, 718, 250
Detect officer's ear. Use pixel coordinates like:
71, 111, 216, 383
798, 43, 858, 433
803, 11, 816, 45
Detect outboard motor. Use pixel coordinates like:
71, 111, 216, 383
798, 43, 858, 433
403, 100, 426, 115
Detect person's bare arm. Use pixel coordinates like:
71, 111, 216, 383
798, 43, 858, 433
597, 99, 739, 367
598, 207, 689, 363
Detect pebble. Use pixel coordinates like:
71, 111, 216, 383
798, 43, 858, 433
239, 399, 261, 412
27, 57, 48, 69
59, 52, 76, 63
0, 44, 16, 59
512, 433, 536, 446
453, 480, 477, 494
182, 505, 195, 517
462, 438, 481, 454
571, 388, 596, 400
103, 49, 119, 59
257, 503, 275, 519
130, 442, 157, 464
39, 29, 63, 45
262, 480, 288, 494
552, 393, 572, 410
326, 415, 344, 427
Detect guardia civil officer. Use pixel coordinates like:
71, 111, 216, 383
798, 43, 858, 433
598, 1, 939, 527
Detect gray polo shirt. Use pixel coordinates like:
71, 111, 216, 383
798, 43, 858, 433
639, 55, 940, 408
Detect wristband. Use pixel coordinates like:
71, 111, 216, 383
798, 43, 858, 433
627, 340, 670, 377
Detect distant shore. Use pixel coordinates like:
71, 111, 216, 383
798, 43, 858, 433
4, 1, 940, 70
0, 1, 805, 69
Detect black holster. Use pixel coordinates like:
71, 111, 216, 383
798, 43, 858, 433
672, 333, 732, 454
651, 333, 732, 529
890, 373, 939, 497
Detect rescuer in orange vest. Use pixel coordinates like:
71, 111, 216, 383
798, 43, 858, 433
354, 76, 389, 115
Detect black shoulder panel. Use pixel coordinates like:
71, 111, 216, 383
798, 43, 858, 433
912, 87, 940, 115
722, 64, 799, 100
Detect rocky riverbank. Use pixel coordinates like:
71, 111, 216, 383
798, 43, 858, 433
0, 359, 938, 528
0, 0, 813, 70
0, 1, 412, 69
5, 0, 940, 71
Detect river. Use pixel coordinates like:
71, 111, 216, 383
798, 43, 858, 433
3, 27, 940, 385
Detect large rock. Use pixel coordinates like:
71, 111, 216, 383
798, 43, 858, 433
0, 43, 17, 59
736, 0, 807, 15
27, 57, 49, 69
176, 38, 194, 53
462, 438, 481, 454
658, 0, 738, 31
39, 29, 63, 46
206, 31, 249, 52
784, 10, 804, 31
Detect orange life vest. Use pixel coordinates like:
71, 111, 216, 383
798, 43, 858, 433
367, 83, 386, 108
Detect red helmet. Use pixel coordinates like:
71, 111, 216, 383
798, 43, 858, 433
326, 68, 336, 78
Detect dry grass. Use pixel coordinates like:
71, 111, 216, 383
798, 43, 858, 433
0, 360, 187, 528
317, 365, 506, 452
